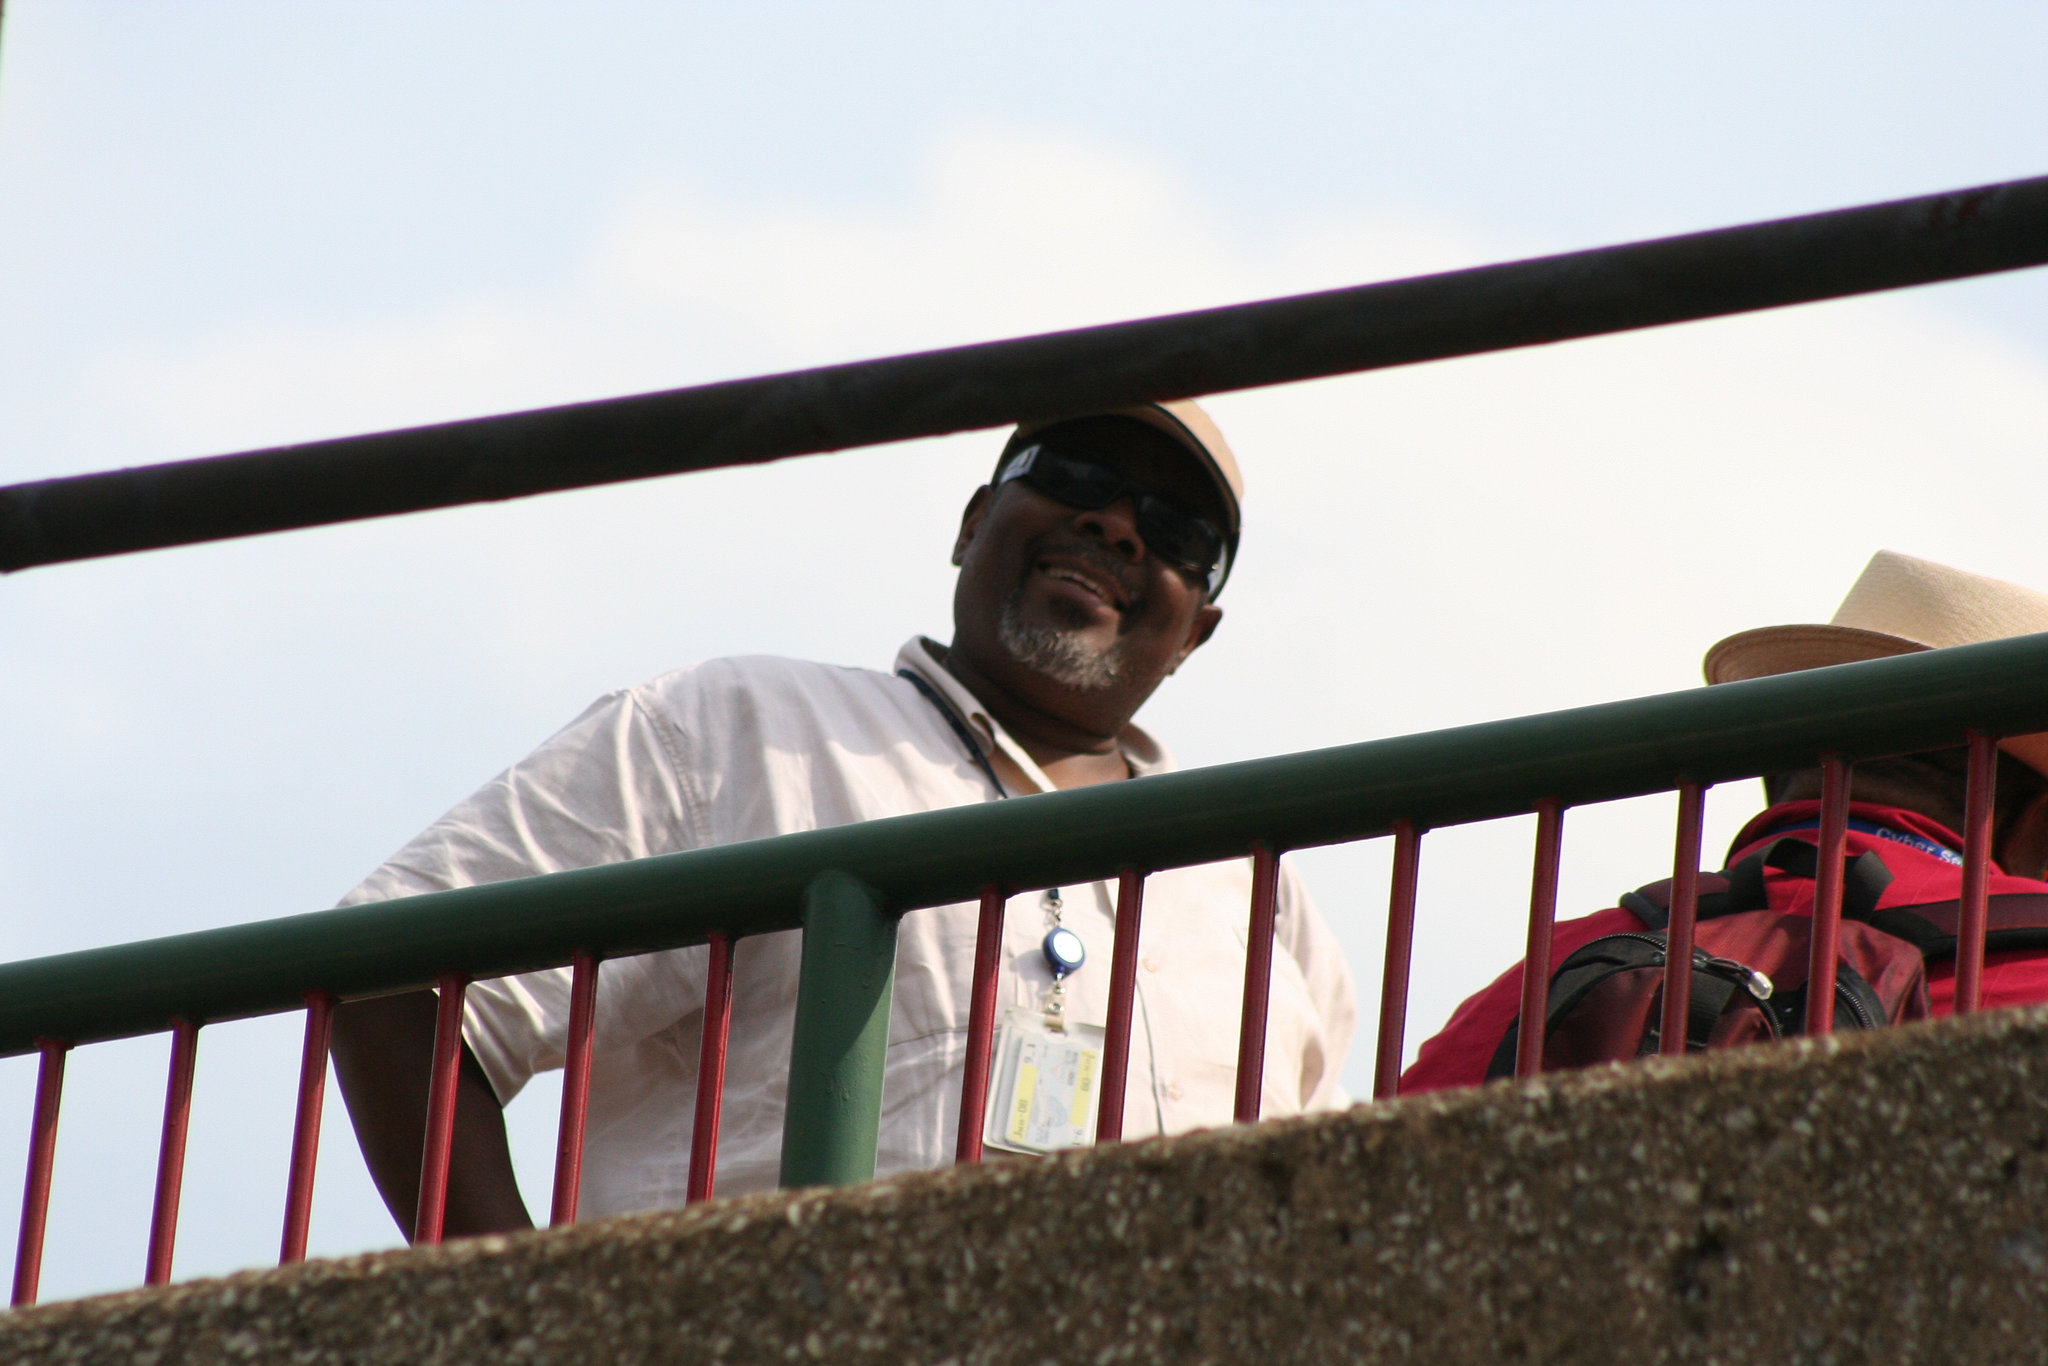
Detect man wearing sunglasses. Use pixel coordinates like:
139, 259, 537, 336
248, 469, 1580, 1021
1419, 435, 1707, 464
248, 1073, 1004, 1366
942, 406, 1236, 788
332, 401, 1356, 1238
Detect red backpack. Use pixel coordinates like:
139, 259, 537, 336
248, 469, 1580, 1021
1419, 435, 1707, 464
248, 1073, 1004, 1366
1486, 838, 2048, 1079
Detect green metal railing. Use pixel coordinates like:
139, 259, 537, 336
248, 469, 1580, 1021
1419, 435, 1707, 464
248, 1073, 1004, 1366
9, 631, 2048, 1058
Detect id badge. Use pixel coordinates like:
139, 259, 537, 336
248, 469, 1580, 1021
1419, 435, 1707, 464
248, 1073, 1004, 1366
983, 1007, 1104, 1155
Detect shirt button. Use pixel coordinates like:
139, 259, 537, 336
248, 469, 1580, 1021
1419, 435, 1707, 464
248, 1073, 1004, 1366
1166, 1083, 1184, 1101
1142, 957, 1160, 973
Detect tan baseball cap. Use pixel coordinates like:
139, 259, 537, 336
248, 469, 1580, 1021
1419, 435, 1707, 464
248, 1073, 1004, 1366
995, 399, 1243, 594
1704, 550, 2048, 775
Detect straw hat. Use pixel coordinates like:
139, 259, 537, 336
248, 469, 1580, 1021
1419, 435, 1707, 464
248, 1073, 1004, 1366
1704, 550, 2048, 775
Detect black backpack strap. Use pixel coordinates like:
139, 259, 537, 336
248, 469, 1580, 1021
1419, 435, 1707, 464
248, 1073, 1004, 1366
1760, 837, 1817, 880
1858, 893, 2048, 962
1842, 850, 1894, 919
1682, 972, 1744, 1051
1619, 886, 1671, 931
1718, 852, 1771, 919
1620, 839, 1891, 930
1621, 867, 1746, 931
1485, 1022, 1519, 1081
1619, 849, 1774, 930
1752, 839, 1893, 918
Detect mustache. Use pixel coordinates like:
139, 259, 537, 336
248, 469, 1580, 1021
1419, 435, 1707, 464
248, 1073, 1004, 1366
1030, 536, 1147, 614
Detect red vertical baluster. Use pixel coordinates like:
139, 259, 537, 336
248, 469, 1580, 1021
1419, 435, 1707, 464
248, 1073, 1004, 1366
686, 934, 737, 1202
550, 953, 601, 1226
953, 888, 1006, 1165
278, 992, 334, 1264
1955, 732, 1999, 1015
11, 1039, 69, 1308
1372, 821, 1424, 1100
1515, 801, 1567, 1079
145, 1018, 201, 1285
412, 974, 468, 1245
1805, 757, 1852, 1036
1233, 843, 1282, 1123
1659, 784, 1708, 1056
1096, 868, 1147, 1142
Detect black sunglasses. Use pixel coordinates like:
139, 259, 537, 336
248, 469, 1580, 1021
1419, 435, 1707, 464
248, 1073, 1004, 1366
995, 443, 1232, 596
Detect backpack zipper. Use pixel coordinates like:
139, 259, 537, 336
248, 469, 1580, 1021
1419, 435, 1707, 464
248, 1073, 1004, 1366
1701, 953, 1773, 1003
1834, 978, 1879, 1031
1601, 933, 1775, 1006
1603, 931, 1881, 1028
1620, 933, 1877, 1032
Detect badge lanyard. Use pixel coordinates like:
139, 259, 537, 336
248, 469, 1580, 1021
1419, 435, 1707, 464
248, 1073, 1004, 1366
900, 666, 1092, 1020
901, 666, 1104, 1152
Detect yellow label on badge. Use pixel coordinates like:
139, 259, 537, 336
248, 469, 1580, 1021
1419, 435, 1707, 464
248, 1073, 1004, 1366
1070, 1049, 1098, 1129
1007, 1062, 1039, 1146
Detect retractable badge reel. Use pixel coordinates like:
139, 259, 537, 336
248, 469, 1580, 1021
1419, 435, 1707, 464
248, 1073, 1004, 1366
1040, 887, 1086, 1023
983, 888, 1106, 1156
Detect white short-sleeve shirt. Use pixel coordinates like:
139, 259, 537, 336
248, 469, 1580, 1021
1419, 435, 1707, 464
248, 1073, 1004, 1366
340, 638, 1356, 1217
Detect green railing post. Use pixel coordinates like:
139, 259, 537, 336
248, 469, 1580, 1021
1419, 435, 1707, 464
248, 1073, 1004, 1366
779, 871, 898, 1188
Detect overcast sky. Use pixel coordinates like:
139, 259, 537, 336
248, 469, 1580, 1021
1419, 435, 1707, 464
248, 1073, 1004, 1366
4, 2, 2048, 1302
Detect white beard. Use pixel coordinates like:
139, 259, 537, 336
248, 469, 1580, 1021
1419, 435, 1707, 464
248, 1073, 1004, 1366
996, 589, 1126, 691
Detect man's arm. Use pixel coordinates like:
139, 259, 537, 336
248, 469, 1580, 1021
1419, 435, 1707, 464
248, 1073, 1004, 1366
329, 688, 696, 1234
331, 991, 534, 1239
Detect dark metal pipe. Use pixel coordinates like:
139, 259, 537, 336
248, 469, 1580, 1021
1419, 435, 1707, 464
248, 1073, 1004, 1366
1954, 732, 1999, 1014
277, 990, 333, 1264
1233, 844, 1283, 1122
685, 934, 735, 1203
411, 973, 469, 1245
1658, 784, 1708, 1057
5, 176, 2047, 573
1094, 869, 1147, 1144
144, 1019, 200, 1286
1804, 759, 1854, 1036
549, 951, 600, 1225
954, 886, 1008, 1164
1514, 802, 1566, 1079
1371, 820, 1423, 1100
10, 1040, 68, 1307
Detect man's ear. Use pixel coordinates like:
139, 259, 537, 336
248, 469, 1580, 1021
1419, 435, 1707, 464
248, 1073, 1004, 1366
1168, 604, 1224, 674
952, 485, 993, 567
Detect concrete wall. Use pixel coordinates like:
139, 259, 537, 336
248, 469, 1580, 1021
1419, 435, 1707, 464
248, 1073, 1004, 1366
9, 1004, 2048, 1365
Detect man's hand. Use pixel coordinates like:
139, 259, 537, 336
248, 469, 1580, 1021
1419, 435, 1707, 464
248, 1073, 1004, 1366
331, 990, 535, 1239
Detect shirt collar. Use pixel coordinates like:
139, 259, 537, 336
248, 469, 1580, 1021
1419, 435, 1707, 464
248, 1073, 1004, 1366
1728, 801, 1972, 868
893, 637, 1175, 795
